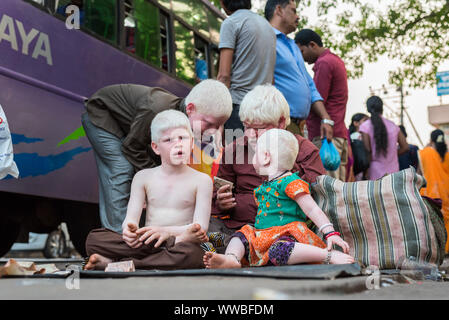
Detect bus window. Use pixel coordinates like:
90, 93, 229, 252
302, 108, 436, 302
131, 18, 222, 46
84, 0, 118, 44
159, 11, 170, 72
194, 35, 208, 82
174, 20, 195, 85
124, 0, 169, 71
124, 1, 136, 53
172, 0, 209, 39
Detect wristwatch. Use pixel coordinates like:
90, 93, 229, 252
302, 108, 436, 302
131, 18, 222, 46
321, 119, 334, 126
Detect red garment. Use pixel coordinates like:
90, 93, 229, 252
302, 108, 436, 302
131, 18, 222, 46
211, 135, 326, 229
237, 222, 326, 267
306, 49, 348, 140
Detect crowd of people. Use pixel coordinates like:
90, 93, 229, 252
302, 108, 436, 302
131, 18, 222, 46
80, 0, 449, 271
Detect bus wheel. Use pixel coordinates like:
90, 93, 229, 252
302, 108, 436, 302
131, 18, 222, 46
0, 217, 21, 257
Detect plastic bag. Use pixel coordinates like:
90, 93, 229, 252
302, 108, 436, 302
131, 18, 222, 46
0, 104, 19, 179
319, 139, 341, 171
351, 139, 370, 175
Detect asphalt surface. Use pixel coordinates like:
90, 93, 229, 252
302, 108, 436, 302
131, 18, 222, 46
1, 273, 449, 300
0, 257, 448, 300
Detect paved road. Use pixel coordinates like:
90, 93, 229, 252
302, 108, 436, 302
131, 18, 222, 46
1, 258, 448, 300
1, 276, 449, 301
0, 259, 449, 300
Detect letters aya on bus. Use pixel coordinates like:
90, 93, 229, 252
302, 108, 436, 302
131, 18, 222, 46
0, 14, 53, 66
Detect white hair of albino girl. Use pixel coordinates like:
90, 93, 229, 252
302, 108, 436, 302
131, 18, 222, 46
185, 79, 233, 119
151, 110, 193, 143
257, 128, 298, 171
239, 84, 291, 126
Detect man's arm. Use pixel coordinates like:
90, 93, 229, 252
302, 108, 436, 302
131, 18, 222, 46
313, 60, 332, 104
304, 60, 333, 141
310, 100, 333, 141
217, 48, 234, 88
217, 18, 235, 88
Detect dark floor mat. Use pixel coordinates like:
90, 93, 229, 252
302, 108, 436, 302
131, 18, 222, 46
80, 263, 362, 280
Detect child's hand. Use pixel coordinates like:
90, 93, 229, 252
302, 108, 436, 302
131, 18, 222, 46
216, 185, 236, 211
123, 222, 142, 249
136, 226, 171, 247
326, 235, 350, 254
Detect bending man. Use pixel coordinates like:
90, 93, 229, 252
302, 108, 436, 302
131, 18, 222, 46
82, 80, 232, 232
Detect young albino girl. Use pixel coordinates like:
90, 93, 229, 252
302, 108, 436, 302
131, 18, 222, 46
204, 129, 354, 268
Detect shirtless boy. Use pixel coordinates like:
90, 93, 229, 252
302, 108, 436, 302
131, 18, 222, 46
84, 110, 213, 270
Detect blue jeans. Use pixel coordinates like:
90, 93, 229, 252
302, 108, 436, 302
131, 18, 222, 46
81, 113, 134, 233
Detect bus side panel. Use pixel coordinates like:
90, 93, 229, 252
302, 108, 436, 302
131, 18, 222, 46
0, 74, 98, 203
0, 0, 191, 204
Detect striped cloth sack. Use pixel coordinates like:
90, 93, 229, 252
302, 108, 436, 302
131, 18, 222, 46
312, 168, 444, 269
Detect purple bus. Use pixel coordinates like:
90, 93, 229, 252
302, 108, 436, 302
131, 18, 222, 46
0, 0, 224, 256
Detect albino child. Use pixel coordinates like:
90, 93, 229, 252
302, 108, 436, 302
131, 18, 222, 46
204, 129, 354, 268
85, 110, 213, 270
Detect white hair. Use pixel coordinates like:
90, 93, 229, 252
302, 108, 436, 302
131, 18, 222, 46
239, 84, 291, 126
151, 110, 193, 142
257, 129, 298, 171
185, 79, 232, 119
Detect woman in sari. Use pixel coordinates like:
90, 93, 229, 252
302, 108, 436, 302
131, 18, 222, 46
419, 129, 449, 253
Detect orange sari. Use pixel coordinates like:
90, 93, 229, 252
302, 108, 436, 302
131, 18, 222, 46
419, 147, 449, 252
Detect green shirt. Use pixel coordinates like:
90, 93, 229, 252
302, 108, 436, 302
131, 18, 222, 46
254, 172, 310, 229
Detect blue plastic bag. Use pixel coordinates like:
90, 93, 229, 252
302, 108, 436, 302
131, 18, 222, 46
319, 139, 341, 171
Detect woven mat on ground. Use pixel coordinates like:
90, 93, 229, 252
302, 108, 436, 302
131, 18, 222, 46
79, 263, 361, 280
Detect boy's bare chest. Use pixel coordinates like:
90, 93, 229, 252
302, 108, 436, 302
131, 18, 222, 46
146, 180, 197, 207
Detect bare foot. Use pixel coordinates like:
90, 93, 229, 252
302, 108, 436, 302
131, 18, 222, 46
203, 251, 241, 269
329, 250, 355, 264
176, 223, 209, 244
84, 254, 113, 270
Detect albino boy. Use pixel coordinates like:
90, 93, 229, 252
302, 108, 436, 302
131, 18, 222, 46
85, 110, 213, 270
204, 129, 354, 268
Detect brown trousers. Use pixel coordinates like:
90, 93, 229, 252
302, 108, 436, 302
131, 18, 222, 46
85, 228, 205, 270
